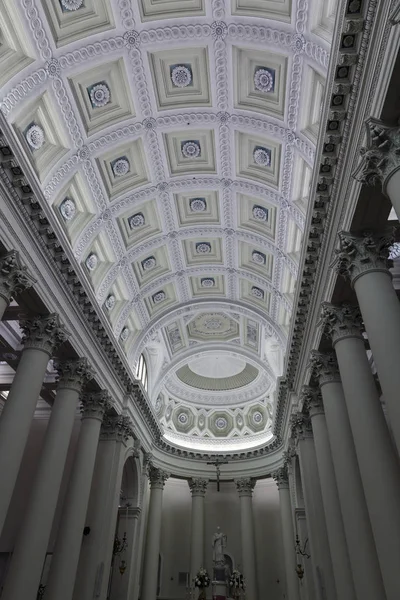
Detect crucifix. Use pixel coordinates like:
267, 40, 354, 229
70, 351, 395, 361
207, 457, 228, 491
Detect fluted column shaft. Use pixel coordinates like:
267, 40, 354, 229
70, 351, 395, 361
303, 390, 356, 600
292, 417, 336, 600
336, 231, 400, 455
273, 468, 301, 600
1, 359, 93, 600
0, 314, 68, 535
141, 466, 169, 600
45, 391, 111, 600
236, 479, 258, 600
0, 250, 35, 321
189, 479, 208, 579
73, 416, 134, 600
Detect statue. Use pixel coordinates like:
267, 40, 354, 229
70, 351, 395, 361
212, 526, 227, 564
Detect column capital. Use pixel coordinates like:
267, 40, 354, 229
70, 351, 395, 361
290, 413, 313, 442
0, 251, 36, 304
81, 390, 112, 421
188, 478, 208, 497
301, 385, 324, 418
272, 466, 289, 490
353, 118, 400, 194
321, 302, 364, 344
147, 464, 169, 489
235, 477, 256, 497
54, 358, 94, 393
100, 414, 134, 442
21, 314, 69, 356
336, 230, 393, 286
309, 350, 341, 386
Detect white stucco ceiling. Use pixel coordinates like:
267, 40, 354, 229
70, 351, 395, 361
0, 0, 337, 451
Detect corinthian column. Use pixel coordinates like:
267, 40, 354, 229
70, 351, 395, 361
273, 467, 301, 600
0, 250, 35, 320
319, 304, 400, 600
336, 230, 400, 455
1, 358, 94, 600
45, 391, 112, 600
0, 314, 68, 535
302, 387, 356, 600
188, 478, 208, 579
141, 465, 169, 600
291, 414, 336, 600
235, 478, 259, 600
353, 118, 400, 216
73, 415, 134, 600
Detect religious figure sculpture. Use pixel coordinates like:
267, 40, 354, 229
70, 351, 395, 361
212, 527, 227, 564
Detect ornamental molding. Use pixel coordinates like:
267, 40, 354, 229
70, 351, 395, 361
272, 465, 289, 489
147, 464, 170, 489
0, 250, 36, 304
300, 385, 324, 417
20, 313, 69, 356
54, 357, 94, 393
100, 414, 134, 442
321, 302, 364, 344
274, 0, 383, 442
235, 477, 256, 496
188, 477, 209, 496
352, 118, 400, 194
335, 230, 394, 285
81, 390, 113, 420
309, 351, 341, 386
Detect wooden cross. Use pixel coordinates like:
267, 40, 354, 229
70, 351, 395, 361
207, 457, 228, 491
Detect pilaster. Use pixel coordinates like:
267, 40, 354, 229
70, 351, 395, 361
0, 251, 36, 304
336, 230, 393, 285
20, 313, 69, 356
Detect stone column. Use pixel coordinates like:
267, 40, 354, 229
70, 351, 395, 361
141, 465, 169, 600
291, 414, 336, 600
310, 351, 387, 600
0, 314, 68, 535
0, 250, 35, 320
273, 467, 301, 600
235, 478, 259, 600
1, 358, 93, 600
72, 415, 133, 600
188, 478, 208, 580
45, 391, 112, 600
354, 118, 400, 218
319, 304, 400, 600
302, 387, 356, 600
336, 230, 400, 455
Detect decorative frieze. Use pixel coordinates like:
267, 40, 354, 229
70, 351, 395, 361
188, 478, 209, 497
100, 414, 134, 442
336, 230, 394, 285
301, 385, 324, 418
0, 250, 36, 304
272, 465, 289, 489
20, 313, 69, 356
321, 302, 364, 344
81, 390, 112, 420
235, 477, 256, 497
147, 464, 169, 489
309, 350, 341, 386
353, 118, 400, 192
54, 357, 94, 393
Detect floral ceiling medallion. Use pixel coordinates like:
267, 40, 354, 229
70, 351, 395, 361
196, 242, 211, 254
59, 197, 76, 221
254, 68, 274, 93
251, 286, 265, 300
252, 205, 268, 222
171, 65, 192, 88
201, 278, 215, 288
85, 253, 98, 271
252, 251, 266, 265
89, 82, 111, 108
142, 256, 156, 271
253, 147, 271, 167
190, 197, 207, 212
182, 141, 201, 159
60, 0, 84, 10
105, 294, 116, 311
153, 291, 166, 304
25, 124, 45, 150
120, 327, 129, 342
128, 213, 145, 229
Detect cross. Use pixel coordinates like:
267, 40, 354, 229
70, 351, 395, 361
207, 457, 228, 491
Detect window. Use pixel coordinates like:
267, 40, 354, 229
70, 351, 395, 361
136, 354, 148, 392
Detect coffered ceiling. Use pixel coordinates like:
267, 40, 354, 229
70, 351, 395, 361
0, 0, 337, 451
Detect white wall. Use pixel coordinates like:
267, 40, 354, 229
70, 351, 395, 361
158, 478, 286, 600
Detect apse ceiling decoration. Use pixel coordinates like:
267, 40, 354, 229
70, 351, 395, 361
0, 0, 337, 453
